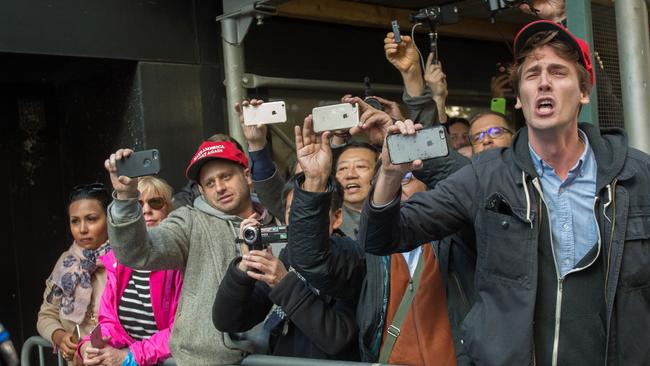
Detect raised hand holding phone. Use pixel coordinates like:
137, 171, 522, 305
235, 99, 268, 151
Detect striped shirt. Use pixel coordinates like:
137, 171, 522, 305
118, 270, 158, 340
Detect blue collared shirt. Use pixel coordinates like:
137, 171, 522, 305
528, 130, 598, 277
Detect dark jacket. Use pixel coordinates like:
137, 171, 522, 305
288, 175, 474, 364
359, 123, 650, 365
212, 248, 359, 361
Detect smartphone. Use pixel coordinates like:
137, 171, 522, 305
116, 149, 161, 178
242, 101, 287, 126
312, 103, 359, 133
491, 98, 507, 115
496, 62, 509, 76
391, 20, 401, 43
387, 126, 449, 164
89, 324, 105, 348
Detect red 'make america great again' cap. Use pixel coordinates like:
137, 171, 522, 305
513, 20, 594, 85
185, 140, 249, 181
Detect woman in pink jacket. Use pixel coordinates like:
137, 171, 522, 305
78, 177, 183, 366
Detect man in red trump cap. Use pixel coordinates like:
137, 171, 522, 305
103, 140, 276, 365
358, 19, 650, 366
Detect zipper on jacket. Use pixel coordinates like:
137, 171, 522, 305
532, 179, 602, 366
451, 271, 469, 309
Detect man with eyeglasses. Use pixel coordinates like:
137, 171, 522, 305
467, 111, 514, 154
359, 19, 650, 366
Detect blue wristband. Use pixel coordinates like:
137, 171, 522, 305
122, 350, 137, 366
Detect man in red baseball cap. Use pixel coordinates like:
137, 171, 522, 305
358, 17, 650, 366
102, 139, 277, 365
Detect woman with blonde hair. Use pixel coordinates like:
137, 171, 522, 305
78, 176, 183, 366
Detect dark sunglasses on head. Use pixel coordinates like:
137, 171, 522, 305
139, 197, 166, 210
469, 126, 513, 145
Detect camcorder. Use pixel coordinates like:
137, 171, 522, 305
409, 5, 459, 65
242, 225, 288, 250
485, 0, 536, 12
410, 5, 459, 26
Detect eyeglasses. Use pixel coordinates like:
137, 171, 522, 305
469, 126, 512, 145
139, 197, 166, 210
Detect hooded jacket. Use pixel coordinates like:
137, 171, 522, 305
108, 194, 275, 366
359, 123, 650, 366
76, 251, 183, 365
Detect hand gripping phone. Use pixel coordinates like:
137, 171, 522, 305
116, 149, 161, 178
386, 125, 449, 164
312, 103, 360, 133
242, 101, 287, 126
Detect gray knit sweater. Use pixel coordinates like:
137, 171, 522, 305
108, 195, 274, 365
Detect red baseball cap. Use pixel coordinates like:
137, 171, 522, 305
185, 140, 249, 181
513, 20, 594, 85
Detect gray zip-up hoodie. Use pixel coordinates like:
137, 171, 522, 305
108, 194, 274, 366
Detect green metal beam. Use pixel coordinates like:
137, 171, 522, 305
566, 0, 599, 126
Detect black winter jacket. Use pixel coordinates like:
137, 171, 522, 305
359, 123, 650, 365
288, 174, 475, 364
212, 249, 359, 360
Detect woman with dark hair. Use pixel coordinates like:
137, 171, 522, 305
37, 183, 112, 364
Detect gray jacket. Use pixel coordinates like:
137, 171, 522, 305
108, 195, 274, 366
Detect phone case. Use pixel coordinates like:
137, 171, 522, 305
90, 325, 106, 348
116, 149, 161, 178
243, 101, 287, 126
391, 20, 401, 43
312, 103, 359, 133
387, 126, 449, 164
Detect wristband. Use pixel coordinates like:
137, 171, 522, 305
122, 350, 137, 366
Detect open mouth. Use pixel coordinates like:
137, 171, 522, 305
535, 97, 555, 116
345, 183, 361, 193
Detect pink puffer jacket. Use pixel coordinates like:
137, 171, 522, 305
77, 251, 183, 365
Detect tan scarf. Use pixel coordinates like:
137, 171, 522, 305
46, 241, 110, 324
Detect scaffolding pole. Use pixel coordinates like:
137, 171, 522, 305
221, 17, 247, 146
616, 0, 650, 153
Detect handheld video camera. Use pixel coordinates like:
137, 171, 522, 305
409, 5, 459, 65
410, 5, 459, 26
242, 225, 288, 250
485, 0, 537, 18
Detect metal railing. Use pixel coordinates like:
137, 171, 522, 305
20, 336, 65, 366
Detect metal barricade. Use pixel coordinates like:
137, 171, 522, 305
20, 336, 65, 366
240, 355, 397, 366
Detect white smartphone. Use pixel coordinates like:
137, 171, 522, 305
386, 125, 449, 164
312, 103, 359, 133
243, 101, 287, 126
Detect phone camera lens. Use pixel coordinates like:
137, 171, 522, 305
152, 151, 159, 159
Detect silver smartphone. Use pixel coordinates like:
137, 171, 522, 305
243, 101, 287, 126
312, 103, 359, 133
386, 125, 449, 164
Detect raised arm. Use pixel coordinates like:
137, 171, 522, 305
105, 148, 190, 270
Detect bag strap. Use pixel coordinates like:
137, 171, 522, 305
378, 250, 425, 363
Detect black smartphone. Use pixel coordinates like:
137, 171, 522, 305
387, 126, 449, 164
116, 149, 161, 178
391, 20, 401, 43
496, 62, 509, 76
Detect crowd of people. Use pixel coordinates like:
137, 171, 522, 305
32, 2, 650, 365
